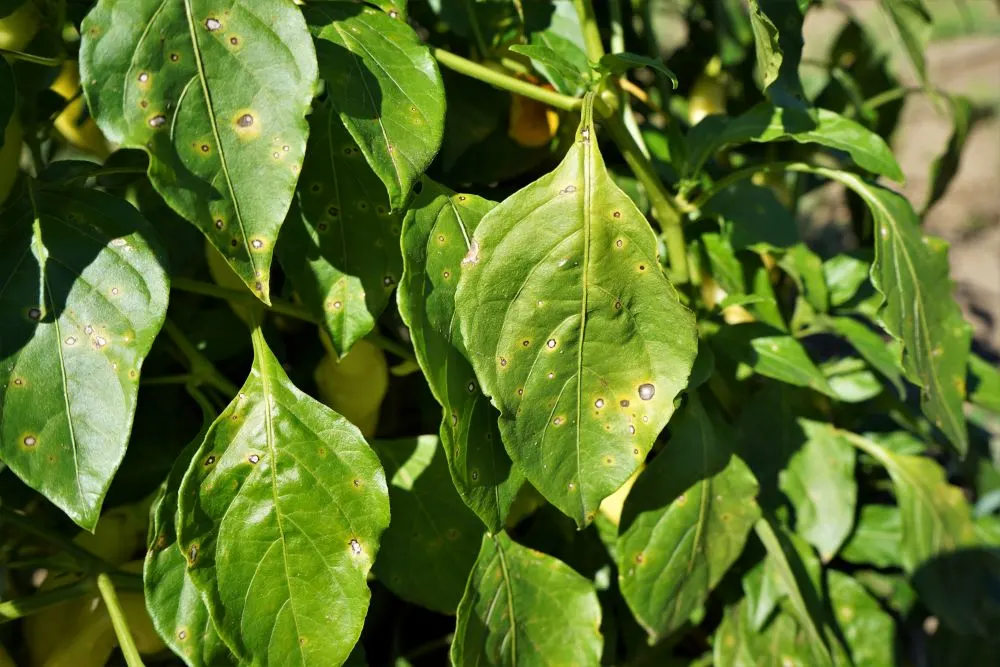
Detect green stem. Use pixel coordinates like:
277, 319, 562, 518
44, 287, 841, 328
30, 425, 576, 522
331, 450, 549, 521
599, 104, 690, 283
572, 0, 605, 62
96, 573, 146, 667
0, 48, 61, 67
0, 579, 93, 623
609, 0, 625, 54
432, 48, 583, 112
161, 319, 240, 397
0, 506, 114, 573
171, 277, 417, 362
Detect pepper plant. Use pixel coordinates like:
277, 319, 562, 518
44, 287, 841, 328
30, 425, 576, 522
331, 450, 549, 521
1, 0, 998, 665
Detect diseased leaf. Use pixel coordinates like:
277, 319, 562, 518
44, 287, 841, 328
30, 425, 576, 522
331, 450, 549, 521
510, 43, 589, 97
827, 570, 895, 667
969, 353, 1000, 414
779, 421, 856, 562
80, 0, 318, 303
617, 393, 760, 642
277, 102, 402, 357
455, 96, 697, 526
177, 331, 390, 666
711, 323, 837, 397
685, 105, 903, 181
305, 3, 445, 209
829, 171, 971, 453
0, 186, 169, 530
925, 95, 972, 212
146, 431, 234, 666
827, 316, 905, 397
845, 431, 976, 572
747, 0, 807, 108
451, 532, 603, 667
840, 505, 902, 569
371, 435, 483, 614
398, 177, 523, 533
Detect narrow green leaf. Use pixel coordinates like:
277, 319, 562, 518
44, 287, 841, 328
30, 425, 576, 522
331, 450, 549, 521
177, 331, 390, 666
779, 421, 856, 562
0, 186, 169, 530
840, 505, 903, 569
747, 0, 807, 108
451, 532, 603, 666
398, 177, 523, 532
702, 232, 745, 296
276, 102, 402, 357
146, 439, 234, 666
685, 105, 903, 181
926, 95, 972, 212
527, 29, 591, 97
80, 0, 318, 303
827, 570, 895, 667
969, 353, 1000, 414
823, 253, 870, 308
880, 0, 932, 89
455, 96, 698, 526
617, 393, 760, 642
711, 323, 837, 397
371, 435, 484, 614
598, 53, 678, 88
830, 172, 971, 453
753, 518, 836, 667
827, 316, 905, 397
844, 431, 976, 572
305, 3, 445, 209
510, 44, 589, 97
780, 244, 828, 314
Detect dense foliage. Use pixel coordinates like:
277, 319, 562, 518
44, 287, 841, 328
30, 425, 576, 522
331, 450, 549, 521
0, 0, 998, 665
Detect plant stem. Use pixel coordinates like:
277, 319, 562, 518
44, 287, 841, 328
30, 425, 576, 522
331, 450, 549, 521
609, 0, 625, 54
161, 319, 240, 397
171, 277, 418, 362
0, 48, 62, 67
599, 106, 690, 283
432, 48, 583, 112
572, 0, 606, 61
0, 579, 93, 623
172, 276, 317, 323
97, 573, 146, 667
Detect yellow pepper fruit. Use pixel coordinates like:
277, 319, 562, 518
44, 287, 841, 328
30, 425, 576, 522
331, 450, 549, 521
0, 1, 40, 51
50, 60, 111, 160
314, 337, 388, 439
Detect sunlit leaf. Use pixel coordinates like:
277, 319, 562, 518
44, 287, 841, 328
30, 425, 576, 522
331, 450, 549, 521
747, 0, 807, 108
969, 353, 1000, 414
451, 532, 603, 666
617, 393, 760, 641
398, 177, 523, 532
827, 316, 905, 397
823, 253, 870, 307
276, 102, 402, 357
371, 436, 484, 614
455, 96, 698, 526
840, 505, 902, 569
80, 0, 318, 303
305, 2, 445, 209
177, 332, 390, 666
0, 186, 168, 529
714, 598, 811, 667
511, 43, 589, 97
827, 570, 894, 667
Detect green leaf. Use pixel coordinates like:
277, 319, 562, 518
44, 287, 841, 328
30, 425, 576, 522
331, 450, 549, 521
705, 181, 799, 252
685, 105, 903, 182
827, 316, 905, 397
371, 435, 484, 614
510, 43, 589, 97
827, 570, 895, 667
701, 232, 745, 296
969, 353, 1000, 414
146, 433, 234, 666
598, 53, 678, 88
844, 431, 976, 572
451, 532, 603, 666
780, 244, 828, 314
753, 518, 837, 667
830, 171, 971, 453
177, 331, 390, 666
455, 96, 697, 526
0, 186, 169, 529
524, 28, 590, 97
398, 177, 523, 532
823, 253, 869, 308
714, 599, 811, 667
925, 95, 972, 212
305, 2, 445, 209
779, 421, 856, 562
880, 0, 932, 90
276, 102, 402, 357
617, 393, 760, 642
747, 0, 807, 108
711, 323, 836, 397
80, 0, 318, 303
840, 505, 902, 569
